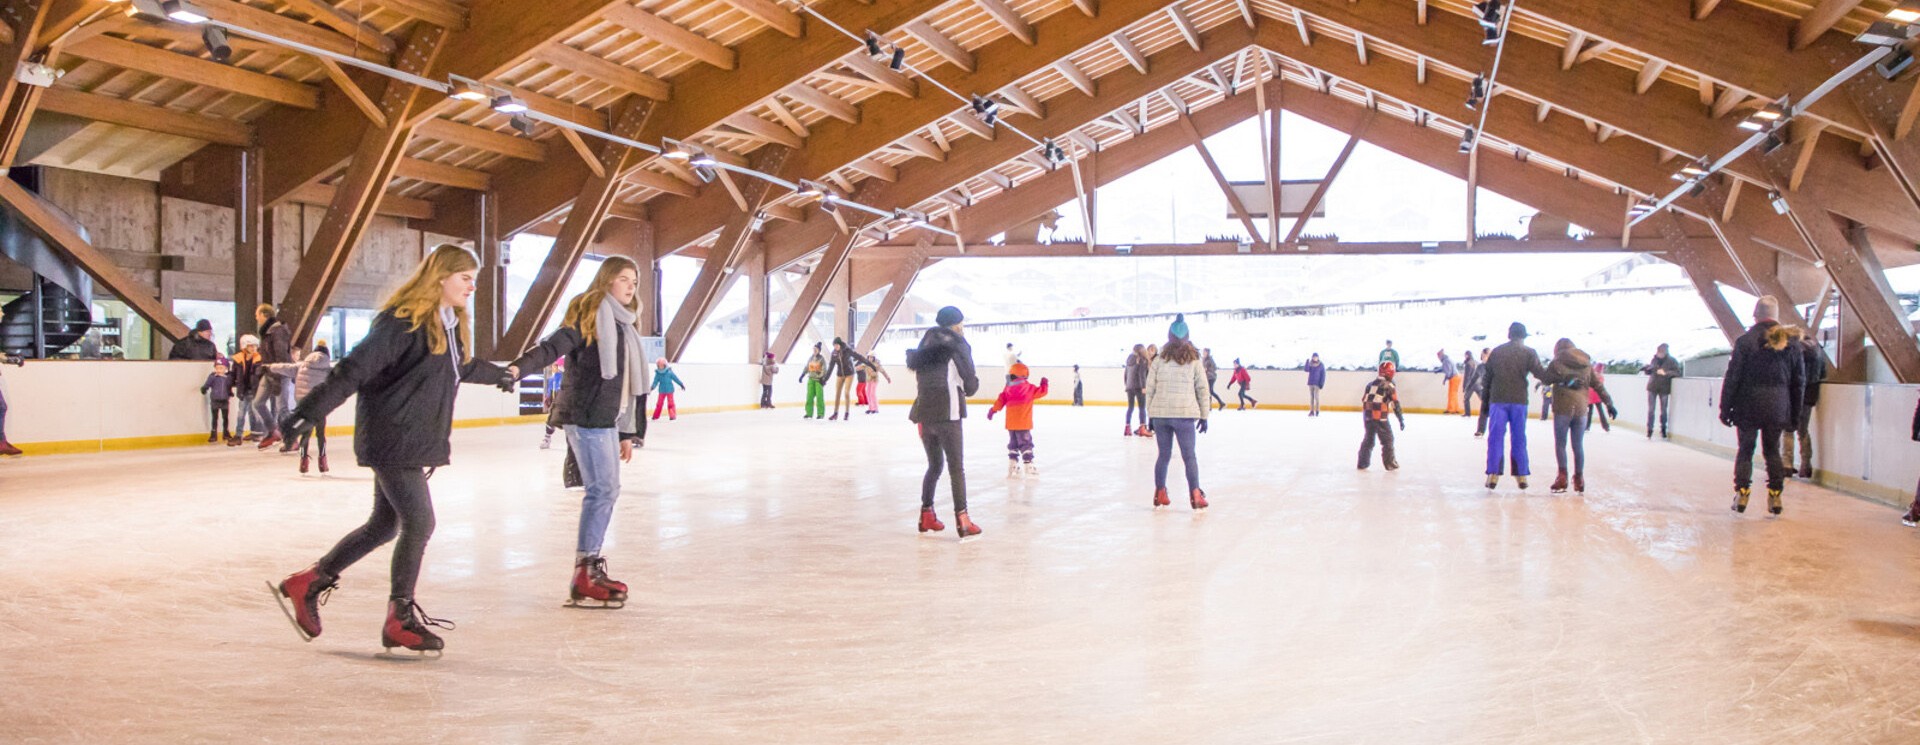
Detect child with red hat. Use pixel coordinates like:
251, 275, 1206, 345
988, 362, 1050, 477
1358, 361, 1406, 471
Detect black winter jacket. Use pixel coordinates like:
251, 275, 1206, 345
509, 325, 643, 440
825, 345, 869, 379
1123, 355, 1148, 392
1482, 339, 1548, 405
168, 334, 219, 361
293, 310, 506, 468
1641, 354, 1683, 395
905, 327, 978, 424
1719, 321, 1805, 430
1799, 338, 1828, 407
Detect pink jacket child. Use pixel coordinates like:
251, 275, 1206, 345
988, 362, 1050, 473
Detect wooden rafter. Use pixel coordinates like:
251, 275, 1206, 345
664, 147, 792, 360
852, 254, 929, 355
415, 118, 546, 161
532, 42, 672, 100
318, 59, 387, 128
784, 84, 858, 124
601, 3, 735, 70
1112, 32, 1148, 74
35, 88, 250, 146
1168, 4, 1200, 51
0, 177, 190, 340
1284, 115, 1370, 245
394, 157, 490, 191
1791, 0, 1864, 51
720, 0, 801, 37
65, 35, 320, 109
906, 20, 974, 72
558, 128, 607, 178
1179, 112, 1262, 243
0, 0, 53, 167
973, 0, 1035, 45
1058, 59, 1097, 96
769, 229, 862, 362
278, 0, 396, 55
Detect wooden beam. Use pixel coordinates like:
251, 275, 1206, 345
853, 254, 928, 354
1000, 85, 1045, 118
770, 230, 863, 362
1168, 4, 1201, 51
1791, 0, 1864, 51
1787, 123, 1826, 192
370, 0, 469, 29
841, 53, 917, 97
623, 167, 696, 197
64, 35, 320, 108
278, 0, 396, 55
1287, 117, 1369, 244
1178, 113, 1262, 243
601, 3, 735, 70
1560, 30, 1586, 70
1692, 0, 1725, 20
279, 25, 447, 349
1071, 0, 1096, 16
1293, 7, 1312, 47
414, 119, 546, 161
784, 84, 858, 124
317, 59, 386, 129
0, 0, 55, 166
196, 0, 389, 63
847, 157, 898, 182
720, 0, 802, 37
906, 20, 973, 72
973, 0, 1034, 45
532, 42, 671, 100
36, 87, 251, 146
287, 183, 434, 220
394, 157, 491, 191
722, 112, 804, 148
498, 99, 658, 355
1634, 58, 1667, 95
0, 177, 189, 340
1112, 32, 1147, 74
664, 147, 792, 360
1057, 59, 1096, 96
559, 128, 607, 178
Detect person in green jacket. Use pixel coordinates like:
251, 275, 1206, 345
651, 358, 687, 421
799, 342, 828, 419
1378, 340, 1400, 368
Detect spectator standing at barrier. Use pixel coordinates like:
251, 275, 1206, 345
1439, 349, 1461, 415
1305, 353, 1327, 417
230, 335, 263, 444
1787, 335, 1828, 479
169, 319, 220, 360
759, 353, 778, 410
202, 358, 235, 444
1229, 357, 1257, 410
1482, 323, 1549, 490
1072, 364, 1084, 406
1461, 348, 1481, 419
1379, 340, 1400, 368
1124, 345, 1149, 436
1203, 348, 1226, 411
1357, 362, 1404, 471
1473, 348, 1493, 436
1720, 296, 1805, 517
1902, 398, 1920, 527
1640, 344, 1683, 440
254, 304, 295, 452
0, 352, 23, 456
907, 306, 981, 539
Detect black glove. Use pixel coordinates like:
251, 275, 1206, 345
1, 355, 22, 367
1719, 412, 1734, 428
1196, 419, 1208, 434
496, 369, 518, 393
281, 413, 318, 442
1398, 419, 1406, 431
1607, 405, 1619, 420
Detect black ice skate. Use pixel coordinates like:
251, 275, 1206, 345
1767, 489, 1783, 517
1732, 487, 1751, 514
566, 556, 629, 609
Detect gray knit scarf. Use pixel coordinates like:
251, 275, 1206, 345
597, 296, 645, 432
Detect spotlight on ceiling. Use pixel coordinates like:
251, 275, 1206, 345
1878, 46, 1916, 80
1768, 190, 1789, 214
1887, 1, 1920, 25
163, 0, 208, 23
1737, 100, 1786, 132
1458, 127, 1476, 153
509, 114, 534, 137
892, 208, 929, 227
201, 25, 230, 63
1673, 160, 1709, 180
970, 94, 1000, 127
889, 45, 906, 72
1465, 73, 1486, 110
794, 179, 827, 201
490, 94, 528, 114
1040, 139, 1067, 166
864, 31, 884, 59
661, 138, 692, 161
1858, 20, 1915, 46
447, 76, 489, 102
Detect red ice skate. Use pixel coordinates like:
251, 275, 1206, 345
1549, 470, 1569, 494
918, 508, 945, 533
954, 511, 982, 539
0, 440, 21, 456
317, 454, 330, 473
256, 432, 281, 451
381, 599, 452, 656
1189, 488, 1209, 510
1152, 488, 1170, 508
300, 454, 311, 474
269, 566, 337, 641
567, 556, 629, 608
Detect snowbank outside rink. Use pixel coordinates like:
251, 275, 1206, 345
0, 360, 812, 455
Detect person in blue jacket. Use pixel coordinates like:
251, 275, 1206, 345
651, 358, 687, 421
1305, 353, 1327, 417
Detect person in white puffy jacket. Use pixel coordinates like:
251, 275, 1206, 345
1144, 314, 1211, 511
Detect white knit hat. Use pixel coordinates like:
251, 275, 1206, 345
240, 334, 260, 348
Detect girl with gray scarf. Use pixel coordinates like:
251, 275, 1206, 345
504, 257, 649, 609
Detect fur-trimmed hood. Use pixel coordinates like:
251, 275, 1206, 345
1765, 322, 1802, 351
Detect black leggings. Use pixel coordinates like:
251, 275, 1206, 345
299, 416, 327, 457
317, 467, 436, 600
1735, 426, 1788, 492
1207, 380, 1225, 408
1237, 386, 1257, 408
919, 421, 967, 514
1125, 391, 1146, 426
209, 399, 230, 435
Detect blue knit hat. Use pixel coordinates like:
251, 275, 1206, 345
936, 306, 964, 327
1169, 313, 1189, 340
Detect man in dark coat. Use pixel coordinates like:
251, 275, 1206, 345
906, 306, 981, 539
168, 319, 220, 361
254, 304, 296, 451
1720, 296, 1805, 516
1786, 335, 1828, 478
1640, 343, 1683, 439
1482, 323, 1550, 489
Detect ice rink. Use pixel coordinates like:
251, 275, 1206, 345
5, 406, 1920, 742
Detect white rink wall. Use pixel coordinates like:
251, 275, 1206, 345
877, 364, 1457, 413
0, 360, 811, 453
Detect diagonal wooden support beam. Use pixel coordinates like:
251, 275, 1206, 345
1178, 112, 1262, 244
769, 230, 863, 362
279, 25, 448, 348
0, 177, 191, 341
1756, 151, 1920, 383
664, 147, 792, 360
854, 252, 929, 355
0, 0, 52, 168
1284, 112, 1369, 245
497, 100, 658, 356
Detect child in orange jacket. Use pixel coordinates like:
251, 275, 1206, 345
988, 362, 1050, 477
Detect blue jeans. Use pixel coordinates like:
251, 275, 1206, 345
1151, 418, 1200, 491
1485, 403, 1531, 476
254, 378, 291, 436
565, 425, 622, 556
235, 390, 258, 435
1553, 412, 1587, 474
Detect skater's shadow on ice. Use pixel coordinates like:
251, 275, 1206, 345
322, 649, 447, 665
1851, 618, 1920, 644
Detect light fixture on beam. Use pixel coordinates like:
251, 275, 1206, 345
1673, 159, 1710, 180
1886, 1, 1920, 25
1737, 100, 1787, 131
892, 208, 930, 227
793, 179, 828, 201
1858, 21, 1914, 46
1878, 46, 1915, 80
1465, 73, 1486, 110
447, 76, 489, 102
660, 138, 692, 161
1768, 190, 1789, 214
1458, 127, 1476, 153
201, 25, 231, 63
490, 94, 528, 114
970, 94, 1000, 127
1474, 0, 1504, 44
13, 57, 63, 88
508, 114, 534, 137
1040, 138, 1067, 166
129, 0, 207, 23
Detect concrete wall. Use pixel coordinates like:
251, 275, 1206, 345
1, 361, 815, 454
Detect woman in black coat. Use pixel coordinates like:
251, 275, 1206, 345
269, 245, 510, 656
1719, 296, 1804, 516
1904, 399, 1920, 527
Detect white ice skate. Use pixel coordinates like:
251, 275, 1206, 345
1007, 462, 1022, 478
1024, 463, 1039, 476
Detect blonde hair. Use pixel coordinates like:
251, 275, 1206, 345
560, 256, 641, 343
380, 244, 479, 362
